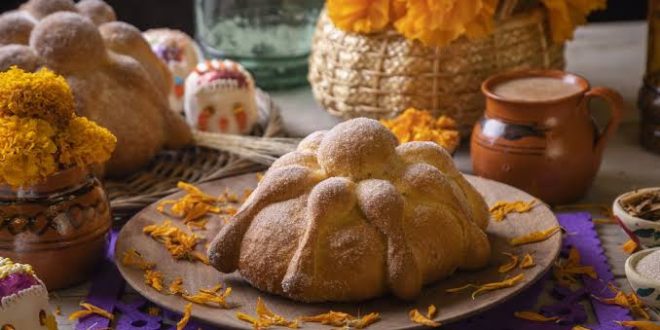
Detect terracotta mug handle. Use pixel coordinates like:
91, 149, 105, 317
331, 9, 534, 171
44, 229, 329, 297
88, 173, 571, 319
584, 87, 624, 157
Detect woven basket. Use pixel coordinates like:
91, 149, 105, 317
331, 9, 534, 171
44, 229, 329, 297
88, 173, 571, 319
308, 8, 565, 135
105, 90, 295, 219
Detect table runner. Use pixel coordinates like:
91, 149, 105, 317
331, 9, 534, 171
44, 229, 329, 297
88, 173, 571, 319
75, 212, 634, 329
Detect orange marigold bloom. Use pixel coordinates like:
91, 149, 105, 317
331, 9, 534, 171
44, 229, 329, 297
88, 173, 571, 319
0, 67, 74, 127
327, 0, 391, 34
541, 0, 606, 43
393, 0, 498, 47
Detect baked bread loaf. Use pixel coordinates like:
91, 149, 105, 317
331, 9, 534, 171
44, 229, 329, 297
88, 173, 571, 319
0, 0, 191, 177
208, 118, 491, 302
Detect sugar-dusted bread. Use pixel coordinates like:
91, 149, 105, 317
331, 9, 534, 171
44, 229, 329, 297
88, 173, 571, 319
0, 0, 191, 176
0, 0, 192, 176
208, 118, 491, 302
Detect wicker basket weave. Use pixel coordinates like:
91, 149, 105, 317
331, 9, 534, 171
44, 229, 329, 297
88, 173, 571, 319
105, 90, 292, 219
308, 8, 565, 135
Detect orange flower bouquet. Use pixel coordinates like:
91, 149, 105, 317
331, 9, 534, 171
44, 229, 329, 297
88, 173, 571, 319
309, 0, 606, 134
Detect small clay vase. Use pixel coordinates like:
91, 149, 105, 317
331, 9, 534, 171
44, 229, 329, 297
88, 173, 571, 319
471, 70, 623, 205
0, 167, 112, 290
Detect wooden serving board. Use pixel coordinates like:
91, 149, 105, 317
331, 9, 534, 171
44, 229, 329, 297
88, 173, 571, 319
115, 173, 561, 329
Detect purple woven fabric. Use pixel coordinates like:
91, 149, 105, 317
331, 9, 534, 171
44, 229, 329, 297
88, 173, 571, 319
78, 212, 633, 329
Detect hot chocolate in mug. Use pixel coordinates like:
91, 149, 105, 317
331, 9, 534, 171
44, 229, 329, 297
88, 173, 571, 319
471, 69, 623, 205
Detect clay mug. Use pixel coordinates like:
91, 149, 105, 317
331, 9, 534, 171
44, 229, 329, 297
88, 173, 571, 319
471, 69, 623, 205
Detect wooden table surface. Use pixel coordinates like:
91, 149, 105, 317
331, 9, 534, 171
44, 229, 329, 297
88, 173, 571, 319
53, 21, 660, 328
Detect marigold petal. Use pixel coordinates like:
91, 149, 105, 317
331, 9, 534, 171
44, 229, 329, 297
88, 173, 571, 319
510, 226, 561, 246
514, 311, 560, 322
177, 303, 192, 330
409, 308, 441, 327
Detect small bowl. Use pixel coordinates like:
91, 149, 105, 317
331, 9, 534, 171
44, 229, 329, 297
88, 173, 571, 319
613, 188, 660, 248
624, 247, 660, 308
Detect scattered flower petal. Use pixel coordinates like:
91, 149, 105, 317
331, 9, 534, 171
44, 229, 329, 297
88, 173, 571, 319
513, 310, 560, 322
426, 304, 437, 319
499, 252, 519, 273
144, 270, 164, 292
520, 253, 536, 269
120, 248, 154, 270
409, 308, 441, 327
68, 302, 114, 321
621, 239, 639, 254
169, 277, 185, 295
177, 303, 192, 330
471, 273, 525, 299
595, 284, 650, 320
510, 226, 561, 246
490, 200, 537, 221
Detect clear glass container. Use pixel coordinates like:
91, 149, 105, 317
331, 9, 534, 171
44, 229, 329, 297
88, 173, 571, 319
194, 0, 324, 90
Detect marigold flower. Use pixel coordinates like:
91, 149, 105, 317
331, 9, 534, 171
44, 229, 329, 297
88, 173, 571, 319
393, 0, 498, 47
0, 116, 57, 187
56, 116, 116, 168
0, 67, 75, 127
0, 67, 116, 187
327, 0, 391, 34
541, 0, 606, 43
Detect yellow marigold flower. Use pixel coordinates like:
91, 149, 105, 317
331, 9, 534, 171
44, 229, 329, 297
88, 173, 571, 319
0, 116, 58, 187
393, 0, 498, 48
56, 116, 116, 168
327, 0, 391, 34
0, 66, 75, 127
542, 0, 606, 43
0, 68, 116, 187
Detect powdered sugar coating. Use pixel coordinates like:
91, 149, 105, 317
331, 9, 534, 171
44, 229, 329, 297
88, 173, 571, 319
208, 118, 491, 302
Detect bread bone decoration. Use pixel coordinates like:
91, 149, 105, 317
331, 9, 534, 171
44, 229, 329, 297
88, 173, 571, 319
0, 0, 192, 177
0, 258, 57, 329
208, 118, 491, 302
143, 28, 202, 114
185, 59, 259, 135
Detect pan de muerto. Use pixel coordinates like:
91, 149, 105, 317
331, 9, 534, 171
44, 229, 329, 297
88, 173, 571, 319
0, 0, 191, 177
208, 118, 491, 302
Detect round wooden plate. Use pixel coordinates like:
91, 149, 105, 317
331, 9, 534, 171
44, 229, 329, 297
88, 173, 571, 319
115, 173, 561, 329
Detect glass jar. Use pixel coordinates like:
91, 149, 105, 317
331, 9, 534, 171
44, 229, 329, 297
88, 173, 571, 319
194, 0, 324, 90
0, 168, 112, 290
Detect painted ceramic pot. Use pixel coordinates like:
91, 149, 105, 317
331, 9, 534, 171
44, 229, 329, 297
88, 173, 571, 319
0, 168, 112, 290
624, 247, 660, 308
184, 59, 258, 135
471, 70, 623, 205
613, 188, 660, 248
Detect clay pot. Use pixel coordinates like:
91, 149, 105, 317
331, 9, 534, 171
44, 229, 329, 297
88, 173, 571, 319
0, 167, 111, 290
471, 70, 623, 205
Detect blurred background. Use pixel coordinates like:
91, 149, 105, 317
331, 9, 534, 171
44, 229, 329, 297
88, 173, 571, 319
0, 0, 649, 36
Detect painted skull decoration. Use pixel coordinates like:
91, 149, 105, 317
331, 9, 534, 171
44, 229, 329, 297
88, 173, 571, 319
184, 59, 258, 135
143, 28, 203, 114
0, 258, 57, 330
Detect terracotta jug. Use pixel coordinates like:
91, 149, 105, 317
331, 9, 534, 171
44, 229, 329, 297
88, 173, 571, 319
471, 70, 623, 205
0, 167, 111, 290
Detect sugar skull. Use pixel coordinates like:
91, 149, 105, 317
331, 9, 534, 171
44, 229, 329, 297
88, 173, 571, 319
0, 258, 57, 330
184, 59, 258, 135
143, 28, 202, 114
